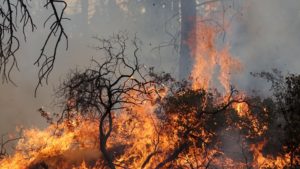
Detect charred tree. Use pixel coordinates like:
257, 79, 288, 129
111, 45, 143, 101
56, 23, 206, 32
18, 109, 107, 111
58, 33, 153, 169
179, 0, 197, 80
80, 0, 89, 31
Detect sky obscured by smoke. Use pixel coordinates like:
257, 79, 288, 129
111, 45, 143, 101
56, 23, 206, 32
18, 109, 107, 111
1, 0, 300, 134
231, 0, 300, 92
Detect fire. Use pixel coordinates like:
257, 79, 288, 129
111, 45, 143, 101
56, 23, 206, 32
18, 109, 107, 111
250, 140, 291, 168
0, 116, 100, 169
1, 2, 299, 169
188, 18, 242, 93
0, 95, 259, 168
234, 102, 249, 117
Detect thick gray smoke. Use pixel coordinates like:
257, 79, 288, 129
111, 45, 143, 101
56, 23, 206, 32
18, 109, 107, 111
231, 0, 300, 93
1, 0, 300, 135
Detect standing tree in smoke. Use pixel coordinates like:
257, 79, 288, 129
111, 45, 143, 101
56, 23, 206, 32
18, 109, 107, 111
179, 0, 197, 80
58, 33, 153, 169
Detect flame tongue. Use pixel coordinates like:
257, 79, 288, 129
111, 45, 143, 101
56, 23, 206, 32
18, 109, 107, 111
0, 116, 100, 169
189, 19, 242, 93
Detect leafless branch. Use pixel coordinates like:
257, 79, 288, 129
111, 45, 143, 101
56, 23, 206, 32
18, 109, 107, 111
0, 132, 22, 159
34, 0, 69, 96
0, 0, 36, 84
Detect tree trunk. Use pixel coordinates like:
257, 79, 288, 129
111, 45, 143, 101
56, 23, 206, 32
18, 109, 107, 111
179, 0, 197, 80
99, 111, 115, 169
80, 0, 89, 32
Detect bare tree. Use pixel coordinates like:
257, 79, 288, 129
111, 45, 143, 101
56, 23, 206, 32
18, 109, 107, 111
58, 33, 154, 169
179, 0, 197, 80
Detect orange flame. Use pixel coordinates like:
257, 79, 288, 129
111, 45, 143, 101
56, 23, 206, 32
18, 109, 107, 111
250, 140, 291, 168
188, 19, 242, 93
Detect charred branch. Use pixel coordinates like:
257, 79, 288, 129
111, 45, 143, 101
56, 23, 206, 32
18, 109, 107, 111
0, 0, 35, 83
0, 132, 22, 159
0, 0, 68, 94
34, 0, 69, 96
